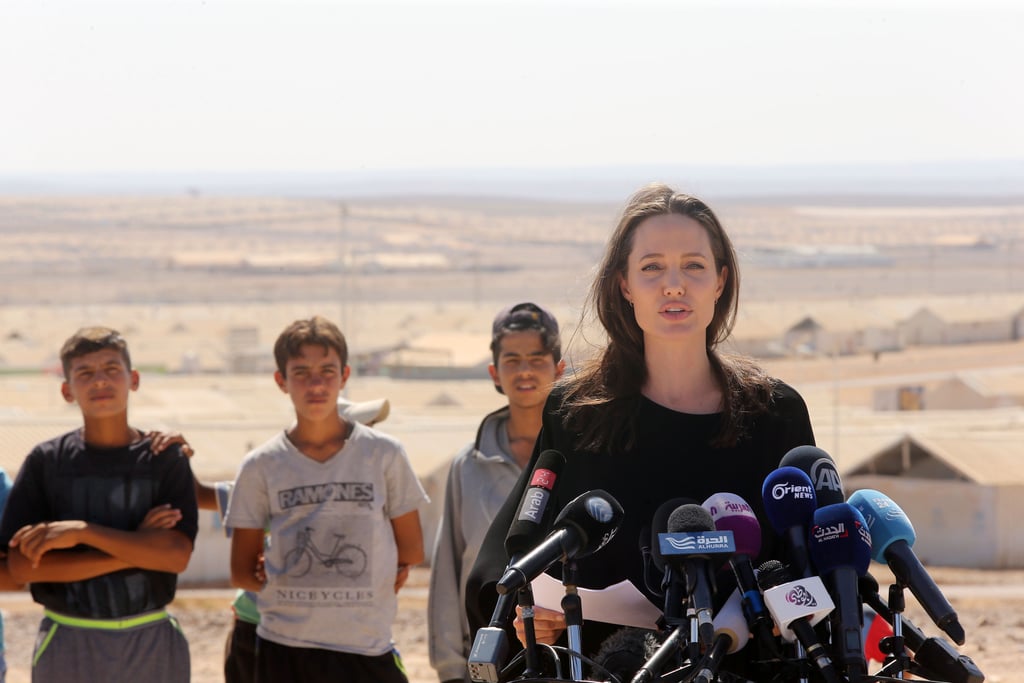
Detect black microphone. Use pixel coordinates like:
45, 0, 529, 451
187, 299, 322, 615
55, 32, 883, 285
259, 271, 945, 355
858, 574, 985, 683
504, 449, 566, 560
469, 450, 566, 683
649, 497, 697, 625
848, 488, 966, 645
659, 504, 734, 647
807, 503, 873, 682
631, 588, 749, 683
762, 466, 817, 577
690, 589, 751, 683
758, 560, 841, 683
780, 445, 845, 507
496, 489, 624, 595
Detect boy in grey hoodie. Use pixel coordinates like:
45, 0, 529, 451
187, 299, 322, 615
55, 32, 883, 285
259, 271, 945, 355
427, 303, 564, 683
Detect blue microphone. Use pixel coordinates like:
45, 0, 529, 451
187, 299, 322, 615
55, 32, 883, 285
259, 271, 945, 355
847, 488, 965, 645
807, 502, 872, 683
762, 466, 817, 577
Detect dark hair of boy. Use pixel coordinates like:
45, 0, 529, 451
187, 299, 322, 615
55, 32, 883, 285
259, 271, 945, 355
60, 326, 132, 378
273, 315, 348, 376
489, 302, 561, 394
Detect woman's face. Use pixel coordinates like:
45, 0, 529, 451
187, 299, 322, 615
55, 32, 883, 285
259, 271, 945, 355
618, 213, 727, 345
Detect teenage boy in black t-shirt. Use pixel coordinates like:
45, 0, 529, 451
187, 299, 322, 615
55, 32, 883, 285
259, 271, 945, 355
0, 327, 198, 683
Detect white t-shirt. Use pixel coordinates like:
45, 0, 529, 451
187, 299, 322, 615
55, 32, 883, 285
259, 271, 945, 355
225, 423, 427, 655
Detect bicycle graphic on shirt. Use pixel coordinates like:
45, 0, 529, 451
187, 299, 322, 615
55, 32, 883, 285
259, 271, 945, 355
282, 527, 368, 579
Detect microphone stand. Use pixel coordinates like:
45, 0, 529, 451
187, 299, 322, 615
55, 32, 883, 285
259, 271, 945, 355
518, 584, 542, 678
561, 560, 585, 681
873, 582, 911, 680
794, 639, 811, 683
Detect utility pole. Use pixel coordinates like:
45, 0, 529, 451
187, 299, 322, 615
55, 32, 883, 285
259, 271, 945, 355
338, 201, 354, 357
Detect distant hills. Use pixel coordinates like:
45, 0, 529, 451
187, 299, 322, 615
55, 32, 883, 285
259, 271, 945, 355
2, 160, 1022, 202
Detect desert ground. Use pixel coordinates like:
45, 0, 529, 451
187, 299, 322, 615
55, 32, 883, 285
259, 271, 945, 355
2, 565, 1022, 683
1, 194, 1023, 681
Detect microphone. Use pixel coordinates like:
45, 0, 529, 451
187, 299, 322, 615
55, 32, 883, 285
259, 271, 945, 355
594, 628, 660, 683
858, 573, 984, 683
504, 449, 566, 560
710, 587, 751, 653
469, 450, 567, 683
496, 489, 624, 595
690, 590, 750, 683
649, 497, 698, 624
807, 502, 872, 682
761, 466, 817, 576
659, 504, 734, 647
631, 588, 750, 683
701, 492, 780, 658
757, 560, 841, 683
780, 445, 845, 507
847, 488, 966, 645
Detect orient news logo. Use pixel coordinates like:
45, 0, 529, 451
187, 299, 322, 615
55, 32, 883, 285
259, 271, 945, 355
770, 482, 814, 501
785, 584, 819, 608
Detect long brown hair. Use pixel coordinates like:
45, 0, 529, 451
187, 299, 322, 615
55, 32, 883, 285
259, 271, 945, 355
561, 183, 774, 452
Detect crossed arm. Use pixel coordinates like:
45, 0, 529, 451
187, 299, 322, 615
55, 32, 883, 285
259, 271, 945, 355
6, 504, 192, 585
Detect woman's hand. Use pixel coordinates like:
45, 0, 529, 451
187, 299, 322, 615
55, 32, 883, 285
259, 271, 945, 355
514, 604, 566, 646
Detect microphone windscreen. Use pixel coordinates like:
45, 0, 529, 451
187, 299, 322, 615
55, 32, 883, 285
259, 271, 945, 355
713, 589, 751, 653
847, 489, 916, 563
780, 445, 845, 507
552, 489, 624, 558
651, 497, 697, 572
761, 467, 817, 533
505, 449, 566, 557
667, 503, 716, 534
755, 559, 789, 592
808, 503, 872, 576
703, 492, 762, 558
591, 627, 660, 682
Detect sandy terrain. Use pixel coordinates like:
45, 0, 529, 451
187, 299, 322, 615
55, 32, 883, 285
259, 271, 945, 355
1, 195, 1023, 681
1, 565, 1019, 683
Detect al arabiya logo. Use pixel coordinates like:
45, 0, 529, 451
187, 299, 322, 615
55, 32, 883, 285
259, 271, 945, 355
785, 584, 818, 608
585, 496, 615, 523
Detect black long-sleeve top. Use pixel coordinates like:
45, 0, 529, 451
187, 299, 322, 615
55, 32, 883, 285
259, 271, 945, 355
466, 380, 815, 672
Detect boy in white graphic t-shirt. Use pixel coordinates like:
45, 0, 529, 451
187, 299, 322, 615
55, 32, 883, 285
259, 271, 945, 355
226, 316, 427, 682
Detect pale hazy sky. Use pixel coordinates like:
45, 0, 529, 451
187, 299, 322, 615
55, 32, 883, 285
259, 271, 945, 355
1, 0, 1021, 173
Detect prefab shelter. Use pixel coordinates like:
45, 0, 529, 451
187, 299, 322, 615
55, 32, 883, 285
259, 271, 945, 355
844, 433, 1024, 569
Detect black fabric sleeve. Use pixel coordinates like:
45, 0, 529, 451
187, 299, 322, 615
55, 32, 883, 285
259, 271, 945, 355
155, 445, 200, 545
